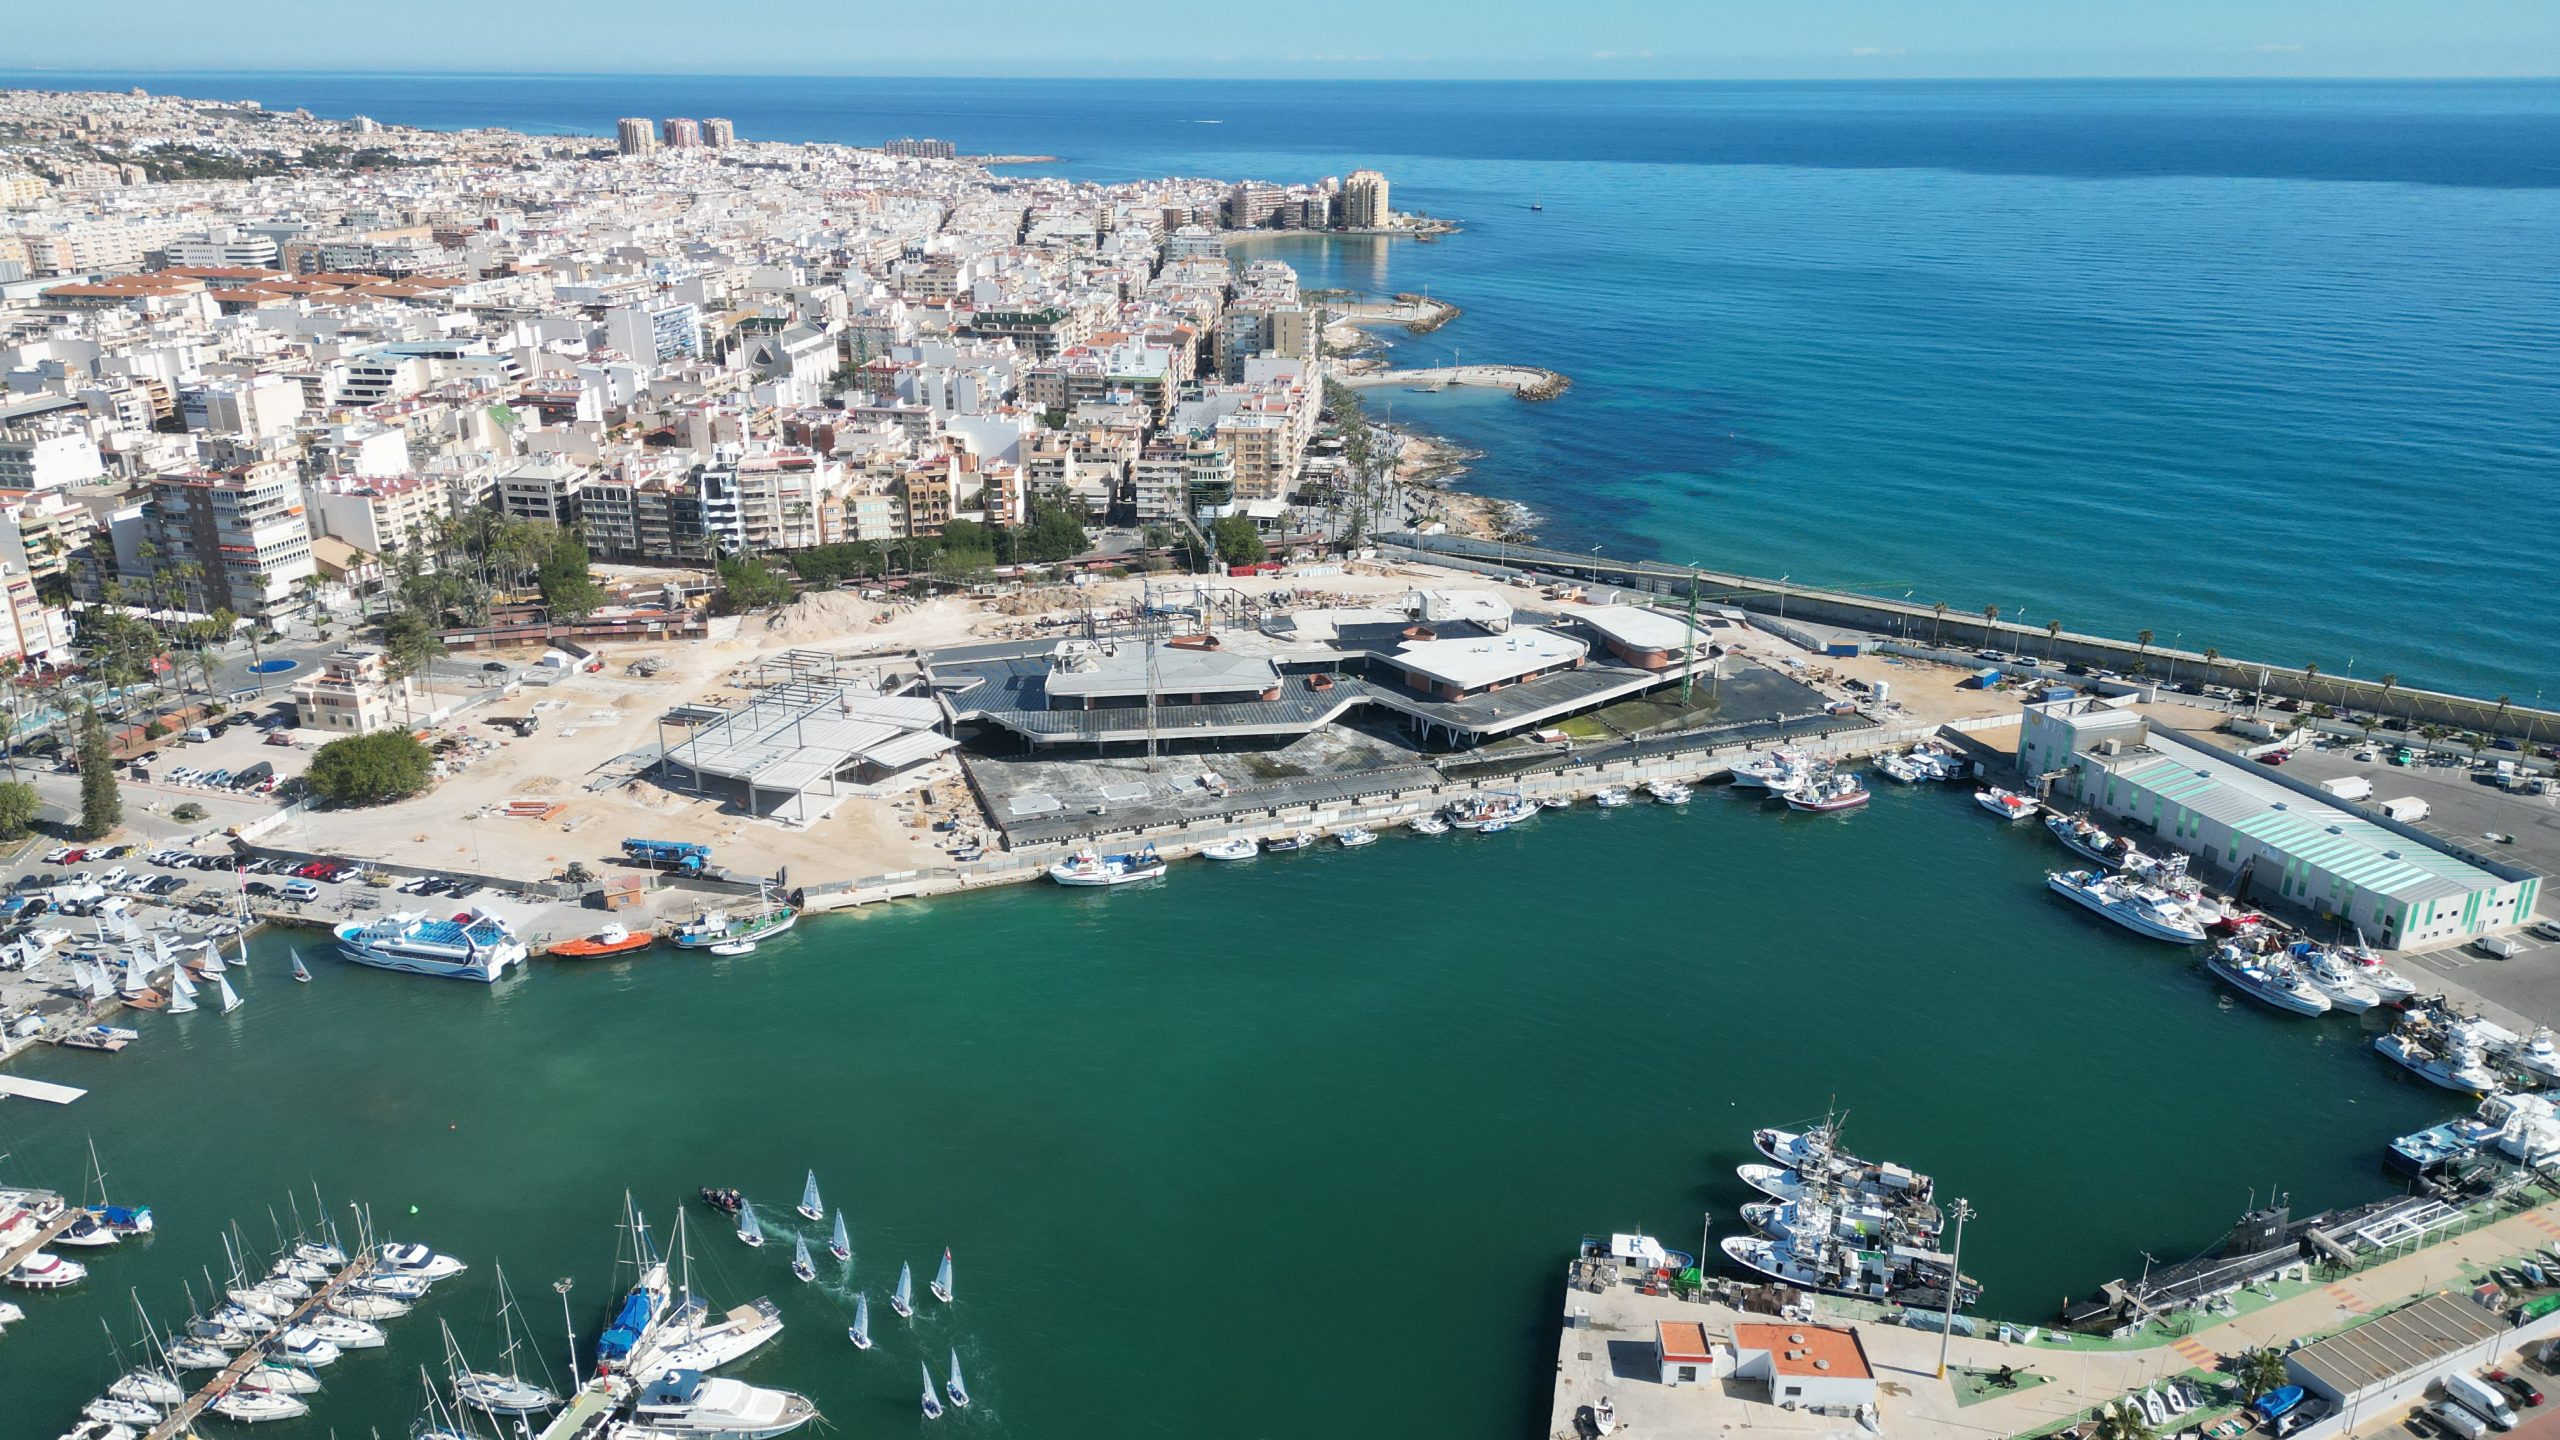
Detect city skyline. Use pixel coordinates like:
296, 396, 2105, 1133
6, 0, 2558, 80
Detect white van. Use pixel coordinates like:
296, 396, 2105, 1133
2320, 775, 2375, 802
183, 726, 215, 743
2474, 935, 2526, 961
2432, 1400, 2494, 1440
279, 879, 320, 903
2444, 1372, 2520, 1431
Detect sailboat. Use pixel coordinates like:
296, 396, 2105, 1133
846, 1293, 872, 1350
945, 1348, 970, 1409
828, 1213, 850, 1263
890, 1262, 913, 1318
789, 1235, 814, 1284
195, 941, 226, 976
796, 1171, 823, 1223
455, 1264, 562, 1415
930, 1248, 953, 1304
920, 1361, 945, 1420
167, 965, 199, 1014
291, 953, 311, 983
735, 1204, 763, 1249
216, 973, 242, 1015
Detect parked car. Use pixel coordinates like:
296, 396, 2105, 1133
446, 881, 483, 901
242, 881, 278, 898
2484, 1371, 2543, 1407
264, 731, 295, 746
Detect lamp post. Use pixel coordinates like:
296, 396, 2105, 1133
554, 1276, 579, 1382
1935, 1198, 1975, 1379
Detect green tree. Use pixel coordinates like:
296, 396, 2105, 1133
536, 524, 606, 622
1014, 490, 1091, 564
1209, 516, 1267, 567
2092, 1404, 2158, 1440
75, 705, 120, 840
714, 553, 795, 612
0, 779, 37, 841
2233, 1347, 2290, 1401
171, 801, 207, 823
382, 609, 445, 720
306, 730, 434, 807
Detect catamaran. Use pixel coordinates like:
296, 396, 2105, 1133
846, 1292, 873, 1350
828, 1213, 850, 1263
930, 1248, 953, 1304
1046, 844, 1168, 886
332, 910, 528, 982
945, 1349, 971, 1409
2045, 869, 2207, 944
890, 1261, 914, 1318
789, 1235, 815, 1284
796, 1171, 823, 1223
920, 1361, 945, 1421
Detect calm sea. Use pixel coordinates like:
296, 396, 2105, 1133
6, 72, 2554, 699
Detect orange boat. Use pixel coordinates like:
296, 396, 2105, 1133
547, 924, 657, 959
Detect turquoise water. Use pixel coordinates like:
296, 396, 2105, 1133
6, 74, 2552, 699
3, 788, 2455, 1436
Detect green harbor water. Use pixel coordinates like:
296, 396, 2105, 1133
2, 786, 2459, 1437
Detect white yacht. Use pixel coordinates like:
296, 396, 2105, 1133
380, 1242, 467, 1281
2513, 1028, 2560, 1085
1406, 814, 1450, 836
332, 911, 527, 982
1592, 786, 1632, 808
1333, 825, 1377, 848
302, 1312, 385, 1348
1974, 787, 2040, 822
1728, 750, 1811, 790
1200, 837, 1259, 861
107, 1371, 185, 1407
2206, 943, 2332, 1016
5, 1252, 86, 1289
636, 1298, 784, 1382
211, 1387, 310, 1423
2046, 869, 2207, 943
2376, 1030, 2503, 1093
1645, 779, 1694, 804
627, 1369, 819, 1438
2294, 945, 2384, 1013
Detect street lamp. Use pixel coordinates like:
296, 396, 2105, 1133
1934, 1198, 1975, 1379
554, 1276, 579, 1382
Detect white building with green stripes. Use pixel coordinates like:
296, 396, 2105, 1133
2018, 697, 2539, 951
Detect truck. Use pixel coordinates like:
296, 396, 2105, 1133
622, 838, 713, 875
2318, 775, 2375, 803
2379, 796, 2431, 823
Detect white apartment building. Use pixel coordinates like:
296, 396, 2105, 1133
0, 428, 106, 490
142, 462, 317, 618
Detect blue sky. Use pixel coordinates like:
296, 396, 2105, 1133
9, 0, 2556, 78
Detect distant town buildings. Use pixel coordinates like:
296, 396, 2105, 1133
884, 138, 957, 160
616, 116, 658, 157
661, 117, 702, 150
1341, 168, 1392, 228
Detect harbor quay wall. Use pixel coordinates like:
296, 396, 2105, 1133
1382, 535, 2560, 744
796, 716, 2001, 913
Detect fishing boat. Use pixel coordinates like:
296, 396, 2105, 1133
847, 1292, 873, 1349
1728, 750, 1811, 790
1593, 786, 1632, 808
2376, 1029, 2503, 1093
736, 1205, 764, 1249
1719, 1232, 1977, 1309
1645, 779, 1694, 804
921, 1362, 946, 1421
1974, 787, 2040, 822
828, 1213, 850, 1263
2206, 943, 2332, 1015
290, 953, 311, 982
1874, 750, 1932, 784
2045, 869, 2207, 943
2337, 938, 2420, 1002
1406, 814, 1451, 836
890, 1262, 914, 1318
789, 1235, 815, 1284
946, 1349, 971, 1409
1446, 794, 1536, 830
627, 1369, 819, 1438
5, 1252, 86, 1289
796, 1171, 824, 1223
2045, 811, 2144, 869
930, 1248, 953, 1304
1263, 830, 1317, 852
1333, 825, 1377, 848
1752, 1120, 1840, 1170
1782, 773, 1869, 813
670, 886, 798, 949
2293, 945, 2384, 1013
547, 923, 655, 959
332, 910, 527, 982
2514, 1028, 2560, 1085
1200, 837, 1259, 861
1048, 843, 1168, 886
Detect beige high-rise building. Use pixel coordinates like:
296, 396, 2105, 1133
616, 117, 658, 156
662, 117, 702, 149
702, 117, 736, 148
1341, 169, 1392, 229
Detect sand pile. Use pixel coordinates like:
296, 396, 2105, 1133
761, 589, 885, 643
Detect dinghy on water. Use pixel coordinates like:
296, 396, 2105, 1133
216, 973, 242, 1015
930, 1248, 953, 1304
946, 1349, 971, 1408
736, 1204, 763, 1249
920, 1361, 945, 1420
167, 966, 199, 1014
846, 1292, 872, 1350
890, 1262, 914, 1318
789, 1235, 815, 1284
796, 1171, 823, 1223
828, 1212, 850, 1263
291, 953, 311, 983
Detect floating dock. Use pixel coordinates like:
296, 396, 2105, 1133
145, 1250, 376, 1440
0, 1075, 86, 1104
0, 1198, 85, 1276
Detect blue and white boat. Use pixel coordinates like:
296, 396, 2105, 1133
1047, 844, 1167, 887
2046, 869, 2207, 944
332, 910, 526, 982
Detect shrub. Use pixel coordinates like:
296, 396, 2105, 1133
171, 802, 207, 822
306, 730, 435, 807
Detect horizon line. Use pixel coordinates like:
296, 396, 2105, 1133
4, 67, 2557, 85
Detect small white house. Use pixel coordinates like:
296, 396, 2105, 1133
1732, 1323, 1876, 1409
1656, 1321, 1719, 1387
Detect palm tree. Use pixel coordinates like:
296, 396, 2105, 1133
2135, 629, 2154, 666
2234, 1347, 2290, 1401
2093, 1404, 2159, 1440
2045, 618, 2062, 660
2302, 662, 2320, 709
1932, 602, 1949, 646
1982, 603, 2001, 644
2201, 644, 2220, 680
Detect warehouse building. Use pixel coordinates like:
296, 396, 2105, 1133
2283, 1292, 2509, 1427
2019, 697, 2539, 950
